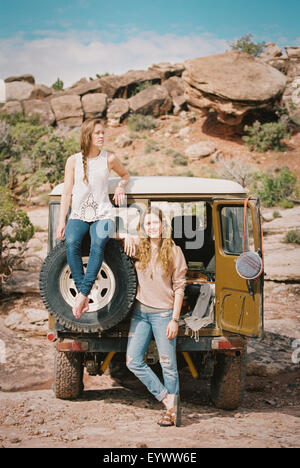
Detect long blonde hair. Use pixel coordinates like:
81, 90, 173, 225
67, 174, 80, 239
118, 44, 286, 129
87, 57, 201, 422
137, 206, 174, 275
80, 118, 104, 184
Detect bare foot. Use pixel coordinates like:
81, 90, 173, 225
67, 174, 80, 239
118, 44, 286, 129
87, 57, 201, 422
73, 293, 89, 319
81, 296, 89, 314
162, 393, 175, 411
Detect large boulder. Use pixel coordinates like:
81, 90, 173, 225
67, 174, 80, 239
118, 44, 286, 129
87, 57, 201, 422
5, 81, 35, 101
22, 99, 55, 125
65, 78, 103, 96
0, 100, 22, 115
30, 84, 53, 99
107, 98, 129, 126
99, 70, 161, 99
285, 47, 300, 59
128, 84, 172, 117
162, 76, 187, 115
50, 95, 83, 127
259, 42, 283, 62
81, 92, 107, 119
173, 95, 188, 115
185, 141, 217, 160
149, 62, 185, 80
262, 205, 300, 282
183, 50, 287, 125
162, 76, 185, 98
259, 42, 289, 75
5, 74, 35, 85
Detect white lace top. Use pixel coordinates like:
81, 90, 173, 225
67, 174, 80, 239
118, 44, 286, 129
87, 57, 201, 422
69, 151, 115, 222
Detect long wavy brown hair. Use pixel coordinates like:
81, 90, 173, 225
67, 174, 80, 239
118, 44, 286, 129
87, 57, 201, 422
80, 118, 105, 184
137, 206, 174, 275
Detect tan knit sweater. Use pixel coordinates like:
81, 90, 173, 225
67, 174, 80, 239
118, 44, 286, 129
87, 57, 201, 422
134, 242, 188, 309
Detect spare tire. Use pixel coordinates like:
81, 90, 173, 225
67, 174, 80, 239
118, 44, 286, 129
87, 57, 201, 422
39, 239, 137, 333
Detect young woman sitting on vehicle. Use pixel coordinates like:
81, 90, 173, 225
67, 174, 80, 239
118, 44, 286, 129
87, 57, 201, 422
56, 118, 129, 319
122, 206, 187, 427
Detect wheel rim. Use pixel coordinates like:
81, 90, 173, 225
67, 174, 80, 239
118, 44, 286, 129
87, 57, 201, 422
59, 257, 116, 313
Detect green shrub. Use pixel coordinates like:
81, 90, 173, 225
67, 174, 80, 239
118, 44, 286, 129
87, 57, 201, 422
229, 34, 266, 56
283, 229, 300, 245
144, 139, 159, 154
0, 187, 34, 292
52, 78, 64, 91
252, 166, 297, 207
172, 152, 188, 166
127, 114, 157, 132
278, 199, 294, 209
243, 120, 290, 152
272, 211, 281, 219
130, 81, 154, 97
165, 148, 188, 166
178, 170, 194, 177
0, 112, 79, 196
96, 73, 110, 78
30, 134, 79, 185
0, 110, 40, 126
165, 148, 176, 156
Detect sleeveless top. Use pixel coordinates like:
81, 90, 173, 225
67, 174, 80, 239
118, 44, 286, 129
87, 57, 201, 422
69, 151, 115, 222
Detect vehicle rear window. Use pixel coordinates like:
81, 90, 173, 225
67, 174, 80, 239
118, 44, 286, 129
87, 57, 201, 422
114, 200, 207, 250
220, 206, 254, 254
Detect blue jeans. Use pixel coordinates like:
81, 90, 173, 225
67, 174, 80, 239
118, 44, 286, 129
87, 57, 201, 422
126, 308, 179, 401
65, 218, 115, 297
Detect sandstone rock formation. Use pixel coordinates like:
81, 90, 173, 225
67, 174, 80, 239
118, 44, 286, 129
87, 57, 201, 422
185, 141, 217, 160
128, 84, 172, 117
22, 99, 55, 125
5, 81, 35, 101
106, 98, 130, 126
98, 70, 161, 99
81, 92, 107, 119
183, 50, 287, 125
1, 47, 299, 127
0, 100, 22, 114
252, 43, 300, 126
162, 76, 187, 115
148, 62, 185, 80
262, 205, 300, 282
30, 84, 53, 100
65, 78, 103, 96
5, 74, 35, 85
50, 95, 83, 127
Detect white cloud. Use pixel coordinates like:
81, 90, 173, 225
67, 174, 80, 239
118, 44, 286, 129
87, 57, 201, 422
0, 31, 227, 87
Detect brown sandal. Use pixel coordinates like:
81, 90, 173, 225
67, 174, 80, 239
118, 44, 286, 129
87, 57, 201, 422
157, 408, 176, 427
157, 395, 181, 427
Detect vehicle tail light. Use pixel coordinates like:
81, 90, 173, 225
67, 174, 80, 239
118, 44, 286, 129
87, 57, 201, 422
211, 337, 244, 350
56, 341, 89, 352
47, 332, 57, 342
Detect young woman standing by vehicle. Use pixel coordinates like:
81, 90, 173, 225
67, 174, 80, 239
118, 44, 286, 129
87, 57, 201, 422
123, 206, 187, 427
56, 118, 129, 318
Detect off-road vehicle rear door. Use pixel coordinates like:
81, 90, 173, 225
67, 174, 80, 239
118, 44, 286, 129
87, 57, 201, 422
212, 198, 263, 338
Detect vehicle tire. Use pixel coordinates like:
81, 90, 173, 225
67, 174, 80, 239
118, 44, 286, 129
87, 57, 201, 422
39, 239, 137, 333
210, 350, 247, 410
53, 349, 84, 400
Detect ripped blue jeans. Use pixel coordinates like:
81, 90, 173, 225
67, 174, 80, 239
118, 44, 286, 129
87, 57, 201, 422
126, 308, 179, 401
65, 218, 115, 297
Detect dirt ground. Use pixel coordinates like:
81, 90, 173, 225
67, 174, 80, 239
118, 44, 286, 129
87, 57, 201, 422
0, 285, 299, 449
0, 370, 299, 449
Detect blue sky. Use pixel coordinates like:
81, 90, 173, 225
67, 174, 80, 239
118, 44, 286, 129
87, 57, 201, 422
0, 0, 299, 87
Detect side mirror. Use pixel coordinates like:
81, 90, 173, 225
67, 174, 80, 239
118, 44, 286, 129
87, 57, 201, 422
235, 251, 263, 280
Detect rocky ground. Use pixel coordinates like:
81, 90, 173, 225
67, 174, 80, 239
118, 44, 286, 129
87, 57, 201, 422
1, 111, 300, 447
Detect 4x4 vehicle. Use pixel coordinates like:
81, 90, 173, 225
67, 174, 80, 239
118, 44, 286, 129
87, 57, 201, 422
39, 176, 264, 410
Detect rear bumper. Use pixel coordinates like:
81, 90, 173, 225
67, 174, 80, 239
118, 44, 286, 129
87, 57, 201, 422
56, 335, 246, 352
